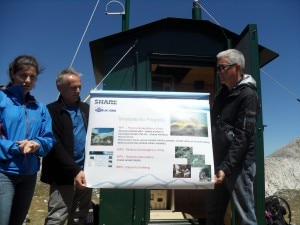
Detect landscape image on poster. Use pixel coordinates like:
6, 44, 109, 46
91, 128, 114, 146
170, 111, 208, 137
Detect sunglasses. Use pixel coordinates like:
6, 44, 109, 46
216, 63, 236, 72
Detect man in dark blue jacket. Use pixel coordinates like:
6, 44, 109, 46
206, 49, 260, 225
41, 68, 92, 225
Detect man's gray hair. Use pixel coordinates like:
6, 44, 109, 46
56, 68, 82, 85
217, 49, 245, 70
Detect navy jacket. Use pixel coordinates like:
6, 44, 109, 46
41, 95, 89, 185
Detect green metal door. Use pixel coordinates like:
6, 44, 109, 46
233, 24, 266, 225
99, 189, 149, 225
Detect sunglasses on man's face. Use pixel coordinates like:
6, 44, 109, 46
216, 63, 236, 72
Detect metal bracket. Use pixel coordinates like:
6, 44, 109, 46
105, 0, 125, 15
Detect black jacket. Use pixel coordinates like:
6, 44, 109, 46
41, 96, 89, 185
211, 74, 260, 176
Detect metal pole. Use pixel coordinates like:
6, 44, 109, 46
192, 0, 202, 20
122, 0, 130, 31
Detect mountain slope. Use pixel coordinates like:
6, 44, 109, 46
265, 137, 300, 196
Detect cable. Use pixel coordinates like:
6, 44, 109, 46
69, 0, 100, 68
195, 1, 229, 40
83, 40, 138, 102
261, 69, 300, 103
198, 1, 299, 103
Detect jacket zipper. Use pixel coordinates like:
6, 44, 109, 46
24, 104, 31, 175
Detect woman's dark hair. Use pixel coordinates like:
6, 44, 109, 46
8, 55, 44, 81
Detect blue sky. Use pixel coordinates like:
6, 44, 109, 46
0, 0, 299, 156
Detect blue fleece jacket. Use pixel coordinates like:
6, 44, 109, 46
0, 84, 55, 175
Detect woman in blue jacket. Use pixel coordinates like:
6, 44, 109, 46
0, 55, 55, 225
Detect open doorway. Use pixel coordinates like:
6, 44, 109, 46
149, 60, 216, 222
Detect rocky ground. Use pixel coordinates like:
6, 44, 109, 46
264, 137, 300, 225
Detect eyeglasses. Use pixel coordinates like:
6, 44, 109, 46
216, 63, 236, 72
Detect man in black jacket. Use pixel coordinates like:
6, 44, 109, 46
41, 68, 92, 225
205, 49, 260, 225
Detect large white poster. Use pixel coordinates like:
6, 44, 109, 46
84, 90, 214, 189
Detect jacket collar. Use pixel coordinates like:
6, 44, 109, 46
3, 84, 36, 104
57, 94, 81, 108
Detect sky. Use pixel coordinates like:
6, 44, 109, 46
0, 0, 299, 156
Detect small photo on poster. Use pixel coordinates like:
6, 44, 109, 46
199, 165, 212, 182
91, 128, 114, 146
175, 146, 193, 158
173, 164, 192, 178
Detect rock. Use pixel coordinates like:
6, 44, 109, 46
265, 137, 300, 196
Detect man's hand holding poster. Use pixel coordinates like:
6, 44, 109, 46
84, 90, 214, 189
